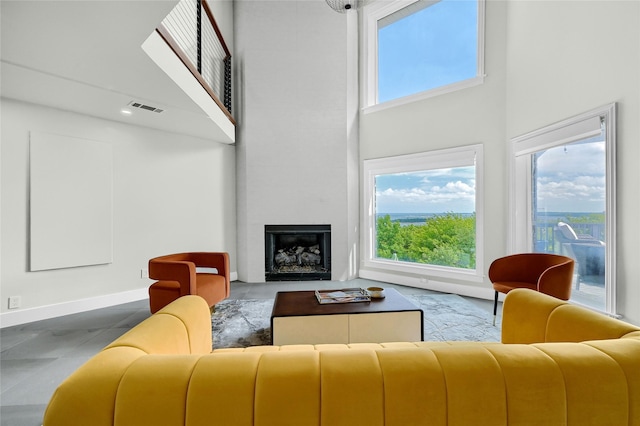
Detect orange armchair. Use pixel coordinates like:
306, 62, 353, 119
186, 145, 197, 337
148, 252, 230, 314
488, 253, 574, 325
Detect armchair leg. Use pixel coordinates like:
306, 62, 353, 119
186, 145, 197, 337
493, 291, 499, 326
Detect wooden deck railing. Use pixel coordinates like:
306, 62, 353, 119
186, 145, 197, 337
157, 0, 235, 125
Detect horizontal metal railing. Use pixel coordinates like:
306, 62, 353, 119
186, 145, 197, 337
534, 221, 606, 253
157, 0, 235, 125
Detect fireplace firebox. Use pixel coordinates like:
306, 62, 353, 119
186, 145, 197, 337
265, 225, 331, 281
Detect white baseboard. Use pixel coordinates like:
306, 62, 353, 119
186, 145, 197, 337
1, 271, 240, 328
0, 287, 149, 329
359, 268, 497, 301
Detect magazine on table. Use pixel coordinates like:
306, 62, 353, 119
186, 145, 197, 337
315, 288, 371, 304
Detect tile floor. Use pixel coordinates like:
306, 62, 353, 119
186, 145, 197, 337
0, 279, 498, 426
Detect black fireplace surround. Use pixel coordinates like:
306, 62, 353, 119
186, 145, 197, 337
265, 225, 331, 281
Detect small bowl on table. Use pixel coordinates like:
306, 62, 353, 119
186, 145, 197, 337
367, 286, 385, 299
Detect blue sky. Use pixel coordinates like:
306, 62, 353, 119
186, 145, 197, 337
378, 0, 478, 103
374, 1, 478, 214
374, 1, 605, 215
375, 167, 475, 213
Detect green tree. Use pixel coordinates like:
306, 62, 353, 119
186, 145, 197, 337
566, 213, 605, 224
376, 213, 476, 269
376, 215, 406, 259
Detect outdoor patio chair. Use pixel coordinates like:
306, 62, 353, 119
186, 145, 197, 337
554, 222, 605, 289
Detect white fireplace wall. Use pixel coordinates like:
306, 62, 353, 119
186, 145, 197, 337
235, 1, 359, 282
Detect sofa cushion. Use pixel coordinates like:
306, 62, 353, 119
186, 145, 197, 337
484, 344, 567, 424
501, 288, 640, 344
532, 342, 630, 425
256, 351, 322, 426
107, 295, 212, 354
114, 355, 200, 426
546, 303, 640, 342
98, 339, 635, 426
44, 347, 146, 426
585, 338, 640, 423
186, 352, 263, 425
152, 295, 213, 354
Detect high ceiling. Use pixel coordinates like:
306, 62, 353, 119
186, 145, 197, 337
1, 0, 229, 141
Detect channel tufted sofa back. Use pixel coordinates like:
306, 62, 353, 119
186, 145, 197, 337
44, 290, 640, 426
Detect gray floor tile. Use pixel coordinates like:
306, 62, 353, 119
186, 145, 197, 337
1, 329, 102, 361
0, 330, 41, 353
0, 358, 57, 394
17, 310, 129, 332
1, 356, 91, 406
229, 282, 251, 299
1, 404, 46, 426
111, 309, 151, 330
62, 328, 131, 358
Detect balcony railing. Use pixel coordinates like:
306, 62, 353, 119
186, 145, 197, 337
534, 221, 605, 253
157, 0, 235, 125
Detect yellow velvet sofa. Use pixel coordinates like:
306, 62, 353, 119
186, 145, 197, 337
43, 289, 640, 426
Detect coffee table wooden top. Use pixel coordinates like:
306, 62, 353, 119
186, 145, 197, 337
271, 288, 421, 317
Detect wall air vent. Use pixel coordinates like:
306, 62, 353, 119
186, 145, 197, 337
127, 101, 164, 113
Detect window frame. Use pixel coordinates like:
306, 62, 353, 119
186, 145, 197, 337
362, 144, 484, 282
362, 0, 486, 114
509, 103, 617, 316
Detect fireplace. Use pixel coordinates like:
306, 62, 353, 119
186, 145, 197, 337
265, 225, 331, 281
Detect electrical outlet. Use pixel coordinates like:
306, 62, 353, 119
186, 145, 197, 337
8, 296, 21, 310
141, 268, 149, 279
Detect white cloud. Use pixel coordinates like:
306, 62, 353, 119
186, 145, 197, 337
377, 179, 475, 206
375, 167, 476, 212
534, 140, 606, 211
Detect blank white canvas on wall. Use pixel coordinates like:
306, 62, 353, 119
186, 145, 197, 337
30, 131, 113, 271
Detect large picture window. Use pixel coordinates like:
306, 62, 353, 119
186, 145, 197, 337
362, 144, 484, 281
363, 0, 485, 112
510, 104, 616, 315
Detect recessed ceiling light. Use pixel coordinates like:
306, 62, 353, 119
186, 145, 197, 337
120, 108, 133, 116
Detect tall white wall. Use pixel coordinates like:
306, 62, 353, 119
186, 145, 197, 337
0, 99, 237, 324
234, 0, 359, 282
359, 0, 508, 298
504, 0, 640, 324
359, 0, 640, 324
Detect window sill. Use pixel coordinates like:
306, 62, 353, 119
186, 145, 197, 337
362, 258, 484, 283
362, 75, 485, 115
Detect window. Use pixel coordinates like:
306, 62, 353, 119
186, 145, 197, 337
363, 0, 485, 112
510, 104, 616, 315
362, 144, 484, 281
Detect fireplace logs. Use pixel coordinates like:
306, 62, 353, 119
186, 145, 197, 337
265, 225, 331, 281
275, 244, 322, 269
